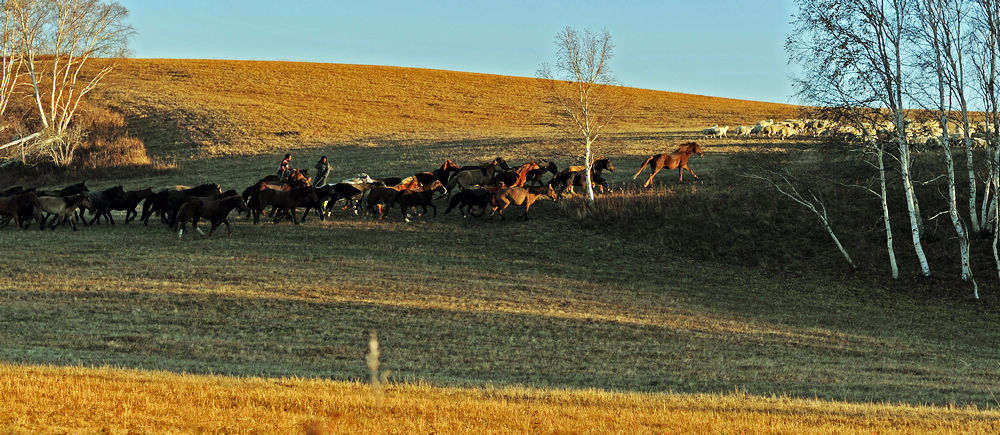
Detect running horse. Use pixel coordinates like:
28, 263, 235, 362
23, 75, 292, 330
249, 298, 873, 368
632, 142, 704, 186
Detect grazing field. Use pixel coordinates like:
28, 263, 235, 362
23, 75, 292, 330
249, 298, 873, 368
4, 364, 998, 433
2, 60, 1000, 431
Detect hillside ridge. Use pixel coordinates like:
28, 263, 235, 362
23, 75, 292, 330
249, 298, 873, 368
92, 59, 804, 158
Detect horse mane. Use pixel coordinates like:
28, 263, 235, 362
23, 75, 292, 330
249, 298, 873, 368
675, 142, 699, 153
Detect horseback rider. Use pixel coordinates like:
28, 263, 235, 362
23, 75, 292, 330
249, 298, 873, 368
278, 153, 291, 177
314, 155, 331, 186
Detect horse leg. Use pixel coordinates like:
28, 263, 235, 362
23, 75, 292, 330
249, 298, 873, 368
644, 166, 660, 187
194, 218, 205, 236
684, 165, 699, 179
678, 167, 684, 181
520, 199, 533, 220
429, 202, 437, 217
107, 212, 116, 225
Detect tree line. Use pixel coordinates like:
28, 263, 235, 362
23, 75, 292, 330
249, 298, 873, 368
788, 0, 1000, 297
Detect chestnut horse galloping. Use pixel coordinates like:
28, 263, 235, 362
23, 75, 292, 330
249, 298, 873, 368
632, 142, 704, 186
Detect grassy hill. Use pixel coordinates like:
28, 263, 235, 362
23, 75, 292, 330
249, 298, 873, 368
92, 59, 802, 159
3, 59, 1000, 431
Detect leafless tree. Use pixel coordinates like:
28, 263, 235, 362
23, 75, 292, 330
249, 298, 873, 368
971, 0, 1000, 279
538, 26, 623, 204
788, 0, 925, 277
742, 167, 857, 271
916, 0, 979, 298
6, 0, 132, 166
0, 1, 23, 125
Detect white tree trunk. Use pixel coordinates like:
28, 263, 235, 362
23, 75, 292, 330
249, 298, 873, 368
941, 137, 977, 292
898, 140, 932, 276
821, 219, 856, 271
962, 114, 981, 234
877, 147, 899, 279
584, 137, 595, 203
993, 144, 1000, 281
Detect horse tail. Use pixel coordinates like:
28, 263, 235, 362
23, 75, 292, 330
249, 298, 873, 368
174, 200, 193, 231
444, 193, 462, 215
633, 155, 655, 179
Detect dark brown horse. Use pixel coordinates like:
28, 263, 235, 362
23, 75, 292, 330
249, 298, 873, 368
526, 160, 559, 186
242, 175, 310, 219
85, 186, 126, 225
253, 186, 318, 224
633, 142, 704, 186
0, 192, 41, 230
549, 157, 616, 196
444, 187, 494, 219
395, 180, 448, 222
175, 194, 249, 238
414, 159, 461, 186
110, 187, 155, 223
142, 183, 223, 226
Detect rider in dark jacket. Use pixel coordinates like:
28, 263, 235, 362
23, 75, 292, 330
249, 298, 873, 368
314, 156, 331, 186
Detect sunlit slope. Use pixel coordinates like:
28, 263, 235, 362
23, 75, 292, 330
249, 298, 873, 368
95, 59, 802, 156
4, 364, 997, 433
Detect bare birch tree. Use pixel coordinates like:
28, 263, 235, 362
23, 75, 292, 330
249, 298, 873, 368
7, 0, 131, 166
917, 0, 979, 298
0, 1, 23, 125
789, 0, 924, 277
538, 26, 622, 204
916, 0, 983, 235
971, 0, 1000, 279
742, 168, 857, 271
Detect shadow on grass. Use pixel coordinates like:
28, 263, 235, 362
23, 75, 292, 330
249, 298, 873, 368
1, 287, 996, 408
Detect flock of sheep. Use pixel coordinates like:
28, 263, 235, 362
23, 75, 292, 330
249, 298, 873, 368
701, 118, 995, 149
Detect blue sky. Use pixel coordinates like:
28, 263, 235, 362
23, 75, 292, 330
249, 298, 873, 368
118, 0, 797, 104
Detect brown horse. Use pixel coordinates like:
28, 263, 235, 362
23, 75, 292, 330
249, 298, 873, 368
492, 161, 540, 187
633, 142, 704, 186
526, 160, 559, 186
253, 186, 318, 224
110, 187, 155, 223
285, 168, 311, 186
0, 192, 41, 230
175, 194, 249, 238
488, 184, 558, 221
395, 180, 448, 222
549, 157, 616, 196
414, 159, 461, 186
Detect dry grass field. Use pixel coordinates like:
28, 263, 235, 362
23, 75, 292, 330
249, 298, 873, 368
4, 364, 998, 433
2, 59, 1000, 431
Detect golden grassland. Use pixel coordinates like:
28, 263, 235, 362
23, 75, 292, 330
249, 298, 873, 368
92, 59, 802, 158
3, 60, 1000, 431
4, 364, 998, 433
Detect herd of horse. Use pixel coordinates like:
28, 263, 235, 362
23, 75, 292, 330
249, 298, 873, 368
0, 142, 704, 237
